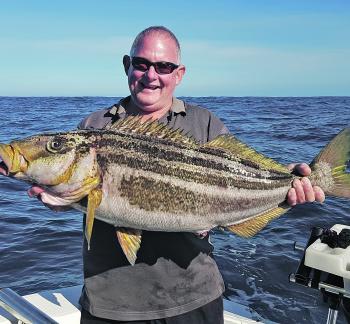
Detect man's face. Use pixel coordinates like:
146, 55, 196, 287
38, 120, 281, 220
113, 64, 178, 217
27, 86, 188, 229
125, 34, 185, 113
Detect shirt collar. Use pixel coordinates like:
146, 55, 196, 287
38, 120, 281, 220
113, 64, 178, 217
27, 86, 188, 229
108, 96, 186, 117
171, 97, 186, 115
108, 97, 128, 116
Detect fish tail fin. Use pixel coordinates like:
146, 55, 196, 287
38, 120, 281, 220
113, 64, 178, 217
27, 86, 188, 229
310, 128, 350, 198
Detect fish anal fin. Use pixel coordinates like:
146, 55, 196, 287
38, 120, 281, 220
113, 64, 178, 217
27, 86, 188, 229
116, 228, 142, 266
227, 205, 289, 238
85, 188, 102, 250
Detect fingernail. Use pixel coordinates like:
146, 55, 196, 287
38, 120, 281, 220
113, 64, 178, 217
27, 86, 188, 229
301, 177, 311, 187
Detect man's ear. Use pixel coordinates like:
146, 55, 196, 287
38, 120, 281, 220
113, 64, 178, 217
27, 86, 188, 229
123, 55, 130, 75
175, 65, 186, 85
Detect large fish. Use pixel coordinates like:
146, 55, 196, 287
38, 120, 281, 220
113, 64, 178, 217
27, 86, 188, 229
0, 117, 350, 264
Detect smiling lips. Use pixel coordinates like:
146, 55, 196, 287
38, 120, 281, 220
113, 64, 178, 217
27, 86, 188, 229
141, 83, 159, 90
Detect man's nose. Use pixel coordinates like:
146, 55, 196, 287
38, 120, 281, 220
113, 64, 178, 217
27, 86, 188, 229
144, 65, 157, 80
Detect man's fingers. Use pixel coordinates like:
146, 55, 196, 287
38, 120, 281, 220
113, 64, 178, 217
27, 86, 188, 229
287, 162, 326, 206
27, 186, 45, 197
27, 186, 72, 211
313, 186, 325, 203
287, 188, 297, 206
288, 179, 325, 206
289, 163, 311, 176
301, 177, 315, 202
292, 178, 306, 203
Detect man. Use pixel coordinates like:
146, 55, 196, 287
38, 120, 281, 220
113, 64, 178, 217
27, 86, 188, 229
31, 26, 325, 323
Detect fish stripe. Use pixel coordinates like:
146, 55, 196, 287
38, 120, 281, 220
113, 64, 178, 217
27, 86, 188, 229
97, 148, 291, 191
118, 174, 288, 219
90, 133, 292, 190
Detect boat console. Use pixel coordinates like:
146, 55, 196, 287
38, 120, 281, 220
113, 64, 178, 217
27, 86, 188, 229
290, 224, 350, 323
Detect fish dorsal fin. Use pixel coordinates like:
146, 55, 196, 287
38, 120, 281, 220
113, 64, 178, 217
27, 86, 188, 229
106, 116, 197, 146
116, 228, 142, 266
202, 134, 289, 173
85, 188, 102, 250
226, 205, 289, 237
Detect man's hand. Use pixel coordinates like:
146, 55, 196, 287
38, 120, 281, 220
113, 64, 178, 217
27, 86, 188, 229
286, 163, 325, 206
28, 185, 72, 212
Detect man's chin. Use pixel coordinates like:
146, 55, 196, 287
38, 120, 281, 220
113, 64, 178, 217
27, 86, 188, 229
135, 98, 161, 112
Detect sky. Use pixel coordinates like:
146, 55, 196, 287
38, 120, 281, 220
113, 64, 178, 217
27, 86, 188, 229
0, 0, 349, 97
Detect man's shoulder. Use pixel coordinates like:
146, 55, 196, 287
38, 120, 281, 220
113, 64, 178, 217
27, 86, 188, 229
183, 101, 224, 125
179, 100, 230, 141
78, 107, 112, 130
183, 101, 225, 126
184, 101, 212, 117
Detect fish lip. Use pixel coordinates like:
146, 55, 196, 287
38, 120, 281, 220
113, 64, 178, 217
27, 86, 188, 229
0, 143, 29, 177
32, 184, 92, 206
0, 144, 12, 176
0, 161, 9, 176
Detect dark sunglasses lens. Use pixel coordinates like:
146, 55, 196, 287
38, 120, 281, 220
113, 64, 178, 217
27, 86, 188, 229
131, 57, 178, 74
154, 62, 175, 74
131, 58, 149, 72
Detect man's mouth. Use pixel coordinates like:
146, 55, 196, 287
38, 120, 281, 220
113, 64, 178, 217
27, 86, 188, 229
141, 83, 159, 90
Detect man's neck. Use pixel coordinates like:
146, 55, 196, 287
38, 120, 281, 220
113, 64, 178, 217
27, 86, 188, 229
139, 107, 170, 121
126, 98, 172, 121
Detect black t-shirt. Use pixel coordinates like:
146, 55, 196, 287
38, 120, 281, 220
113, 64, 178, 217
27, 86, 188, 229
78, 97, 229, 321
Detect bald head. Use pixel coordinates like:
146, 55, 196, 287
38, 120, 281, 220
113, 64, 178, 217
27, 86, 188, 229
130, 26, 181, 64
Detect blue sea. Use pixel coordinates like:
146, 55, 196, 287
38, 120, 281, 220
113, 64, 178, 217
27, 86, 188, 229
0, 96, 349, 323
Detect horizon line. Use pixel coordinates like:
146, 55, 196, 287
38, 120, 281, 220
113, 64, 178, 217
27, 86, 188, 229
1, 95, 350, 98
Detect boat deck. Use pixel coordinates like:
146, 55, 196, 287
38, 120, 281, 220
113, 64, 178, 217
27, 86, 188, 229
0, 285, 262, 323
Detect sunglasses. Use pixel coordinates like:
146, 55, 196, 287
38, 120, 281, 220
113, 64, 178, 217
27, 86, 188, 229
131, 56, 179, 75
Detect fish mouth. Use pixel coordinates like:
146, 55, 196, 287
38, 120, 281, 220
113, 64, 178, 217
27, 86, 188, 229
28, 177, 101, 207
0, 143, 28, 177
0, 144, 13, 176
0, 160, 8, 176
28, 186, 74, 206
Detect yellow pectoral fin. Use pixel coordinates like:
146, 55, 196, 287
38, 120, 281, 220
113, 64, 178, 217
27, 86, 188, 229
85, 188, 102, 250
116, 228, 142, 266
227, 205, 289, 238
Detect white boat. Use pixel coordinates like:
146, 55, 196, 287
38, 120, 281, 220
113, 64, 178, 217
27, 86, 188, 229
0, 285, 264, 323
2, 224, 350, 323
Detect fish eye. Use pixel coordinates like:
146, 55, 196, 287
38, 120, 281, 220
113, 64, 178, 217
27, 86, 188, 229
47, 138, 64, 153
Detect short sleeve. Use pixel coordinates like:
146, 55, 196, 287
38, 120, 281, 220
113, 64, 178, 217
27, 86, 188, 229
207, 112, 230, 141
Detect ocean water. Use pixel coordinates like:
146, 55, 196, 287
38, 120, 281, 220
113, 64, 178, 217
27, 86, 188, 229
0, 96, 349, 323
